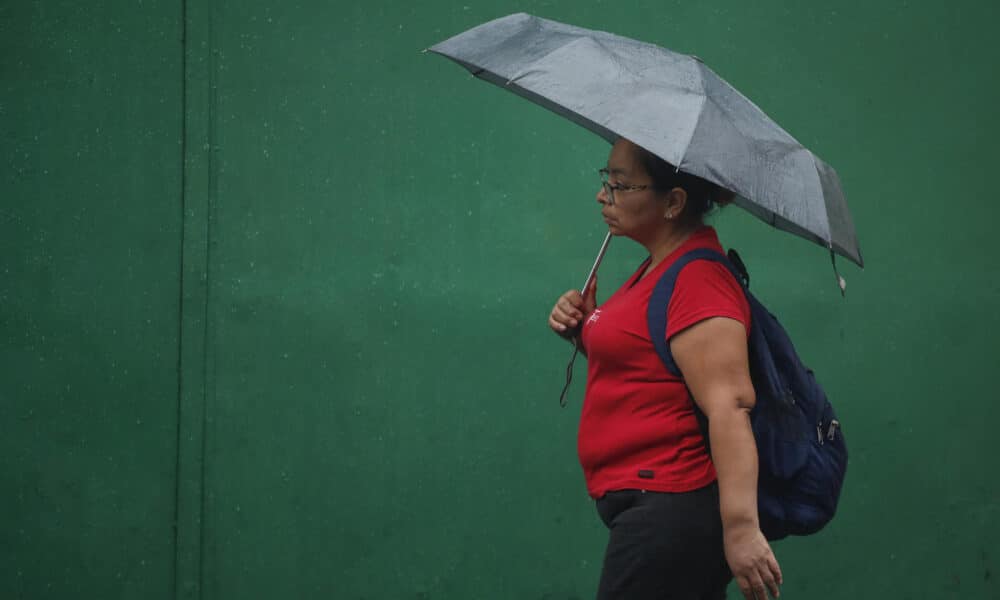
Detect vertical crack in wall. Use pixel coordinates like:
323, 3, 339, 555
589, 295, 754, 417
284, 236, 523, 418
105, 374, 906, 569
175, 0, 215, 597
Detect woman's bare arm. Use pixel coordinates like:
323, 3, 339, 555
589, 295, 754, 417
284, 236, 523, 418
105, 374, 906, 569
671, 316, 782, 600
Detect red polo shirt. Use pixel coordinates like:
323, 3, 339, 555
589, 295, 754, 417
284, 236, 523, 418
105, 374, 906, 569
578, 227, 750, 498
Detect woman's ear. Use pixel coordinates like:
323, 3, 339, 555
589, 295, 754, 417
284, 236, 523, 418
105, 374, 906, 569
664, 187, 687, 220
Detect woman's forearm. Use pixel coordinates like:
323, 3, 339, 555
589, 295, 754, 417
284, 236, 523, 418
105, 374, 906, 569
706, 406, 759, 531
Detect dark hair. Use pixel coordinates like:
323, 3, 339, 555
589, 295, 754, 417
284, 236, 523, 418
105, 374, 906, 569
631, 143, 732, 227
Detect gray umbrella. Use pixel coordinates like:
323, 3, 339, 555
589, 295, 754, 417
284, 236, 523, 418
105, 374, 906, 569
428, 12, 863, 270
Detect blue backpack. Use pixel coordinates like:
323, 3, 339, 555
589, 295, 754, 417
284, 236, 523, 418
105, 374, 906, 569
646, 248, 847, 541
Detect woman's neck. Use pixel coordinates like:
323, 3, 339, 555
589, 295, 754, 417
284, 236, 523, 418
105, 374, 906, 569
641, 224, 701, 277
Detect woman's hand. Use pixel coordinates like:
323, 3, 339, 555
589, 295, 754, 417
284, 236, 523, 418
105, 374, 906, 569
724, 523, 782, 599
548, 276, 597, 339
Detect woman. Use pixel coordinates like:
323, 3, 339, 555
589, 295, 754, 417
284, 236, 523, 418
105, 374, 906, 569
548, 138, 782, 600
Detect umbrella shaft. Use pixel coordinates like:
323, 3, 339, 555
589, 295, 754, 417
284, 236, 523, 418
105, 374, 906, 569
581, 231, 612, 292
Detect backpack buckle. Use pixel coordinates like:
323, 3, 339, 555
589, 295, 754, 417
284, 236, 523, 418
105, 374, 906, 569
726, 249, 750, 288
817, 419, 841, 444
827, 419, 841, 441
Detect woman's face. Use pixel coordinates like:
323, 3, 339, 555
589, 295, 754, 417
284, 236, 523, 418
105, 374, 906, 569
597, 139, 668, 242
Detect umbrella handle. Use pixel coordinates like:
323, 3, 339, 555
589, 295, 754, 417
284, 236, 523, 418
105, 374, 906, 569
565, 230, 612, 338
559, 230, 612, 407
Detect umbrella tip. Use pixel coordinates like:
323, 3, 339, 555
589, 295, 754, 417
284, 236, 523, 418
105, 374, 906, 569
830, 249, 847, 297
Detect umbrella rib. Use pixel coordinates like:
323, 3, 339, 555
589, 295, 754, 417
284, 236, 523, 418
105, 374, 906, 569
675, 60, 709, 171
809, 152, 864, 267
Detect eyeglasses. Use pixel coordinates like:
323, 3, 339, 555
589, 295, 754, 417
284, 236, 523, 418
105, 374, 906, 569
599, 168, 650, 205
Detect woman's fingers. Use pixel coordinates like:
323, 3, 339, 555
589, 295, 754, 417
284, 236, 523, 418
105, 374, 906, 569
737, 576, 755, 600
549, 289, 593, 337
557, 293, 584, 319
548, 314, 570, 334
737, 566, 781, 600
560, 290, 584, 309
767, 555, 783, 594
738, 576, 769, 600
549, 291, 583, 333
756, 566, 779, 599
753, 579, 769, 600
764, 575, 780, 599
558, 300, 583, 321
552, 305, 580, 329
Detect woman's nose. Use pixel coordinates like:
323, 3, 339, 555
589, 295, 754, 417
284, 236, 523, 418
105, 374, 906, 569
597, 184, 610, 205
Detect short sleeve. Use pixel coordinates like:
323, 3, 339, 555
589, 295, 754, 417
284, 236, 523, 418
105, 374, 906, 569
664, 260, 751, 341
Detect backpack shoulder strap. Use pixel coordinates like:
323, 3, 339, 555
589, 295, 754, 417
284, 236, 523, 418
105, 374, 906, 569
646, 248, 742, 378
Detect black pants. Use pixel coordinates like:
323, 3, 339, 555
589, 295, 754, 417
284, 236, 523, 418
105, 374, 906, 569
595, 484, 731, 600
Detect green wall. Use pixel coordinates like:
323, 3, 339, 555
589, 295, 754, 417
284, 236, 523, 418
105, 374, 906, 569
2, 1, 998, 598
2, 1, 183, 598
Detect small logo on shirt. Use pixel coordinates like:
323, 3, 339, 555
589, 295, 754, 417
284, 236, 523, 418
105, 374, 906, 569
587, 309, 602, 325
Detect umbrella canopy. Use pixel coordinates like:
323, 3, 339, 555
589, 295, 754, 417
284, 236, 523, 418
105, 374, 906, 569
428, 13, 863, 267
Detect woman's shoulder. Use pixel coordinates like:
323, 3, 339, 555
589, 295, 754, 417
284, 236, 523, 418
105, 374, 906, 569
674, 258, 743, 294
668, 251, 750, 332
